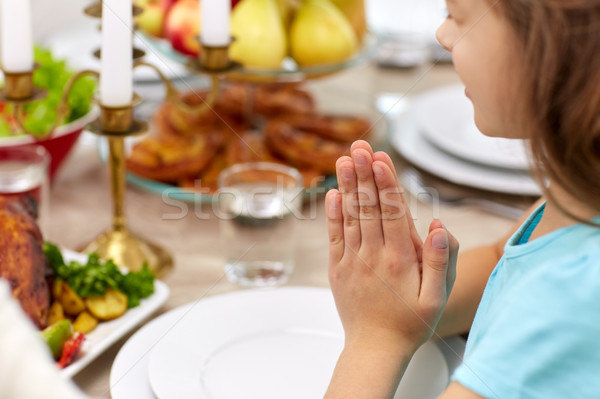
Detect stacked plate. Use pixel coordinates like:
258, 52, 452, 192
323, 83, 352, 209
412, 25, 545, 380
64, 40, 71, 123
109, 287, 465, 399
388, 85, 541, 196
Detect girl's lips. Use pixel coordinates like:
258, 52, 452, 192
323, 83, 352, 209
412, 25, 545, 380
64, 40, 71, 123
465, 87, 471, 99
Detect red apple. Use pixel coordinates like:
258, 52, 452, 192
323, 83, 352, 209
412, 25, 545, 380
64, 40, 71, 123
231, 0, 241, 8
164, 0, 201, 57
161, 0, 179, 16
135, 0, 167, 38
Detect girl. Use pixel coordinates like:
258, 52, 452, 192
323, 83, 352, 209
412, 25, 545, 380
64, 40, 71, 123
324, 0, 600, 398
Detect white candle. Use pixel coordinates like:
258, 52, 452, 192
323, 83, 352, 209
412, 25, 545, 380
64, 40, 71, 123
100, 0, 133, 107
201, 0, 231, 47
0, 0, 34, 72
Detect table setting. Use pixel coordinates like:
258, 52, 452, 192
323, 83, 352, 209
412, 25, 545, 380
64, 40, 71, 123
0, 0, 533, 398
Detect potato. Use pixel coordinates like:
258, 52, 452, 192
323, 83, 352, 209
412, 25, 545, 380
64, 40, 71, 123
73, 311, 99, 334
47, 301, 65, 326
52, 278, 63, 300
58, 281, 86, 316
85, 288, 127, 321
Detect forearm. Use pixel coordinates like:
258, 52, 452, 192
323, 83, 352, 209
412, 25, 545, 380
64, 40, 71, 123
435, 245, 501, 337
325, 342, 415, 399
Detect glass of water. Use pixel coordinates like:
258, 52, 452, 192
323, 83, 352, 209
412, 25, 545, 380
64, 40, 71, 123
0, 146, 50, 233
217, 162, 304, 287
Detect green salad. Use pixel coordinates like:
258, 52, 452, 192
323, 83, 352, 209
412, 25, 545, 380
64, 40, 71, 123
0, 46, 96, 138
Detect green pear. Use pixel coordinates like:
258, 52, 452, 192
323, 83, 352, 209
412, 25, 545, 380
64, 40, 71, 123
230, 0, 288, 69
290, 0, 358, 67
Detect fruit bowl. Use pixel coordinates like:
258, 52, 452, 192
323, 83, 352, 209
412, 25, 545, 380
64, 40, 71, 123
0, 108, 98, 180
139, 31, 379, 83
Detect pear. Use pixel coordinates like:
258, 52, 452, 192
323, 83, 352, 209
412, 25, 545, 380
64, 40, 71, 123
230, 0, 288, 69
277, 0, 301, 28
290, 0, 358, 67
329, 0, 367, 43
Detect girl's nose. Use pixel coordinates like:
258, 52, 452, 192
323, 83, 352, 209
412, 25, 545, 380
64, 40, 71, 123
436, 23, 453, 52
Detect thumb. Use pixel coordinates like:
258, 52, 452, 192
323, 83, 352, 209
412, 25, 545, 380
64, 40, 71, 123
420, 225, 450, 307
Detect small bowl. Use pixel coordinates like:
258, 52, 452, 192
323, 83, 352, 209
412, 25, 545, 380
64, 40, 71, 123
0, 108, 99, 179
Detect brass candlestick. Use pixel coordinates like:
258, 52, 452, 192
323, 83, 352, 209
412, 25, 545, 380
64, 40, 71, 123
83, 97, 174, 278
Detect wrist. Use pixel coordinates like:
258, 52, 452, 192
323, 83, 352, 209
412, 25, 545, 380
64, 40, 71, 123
325, 339, 415, 399
344, 328, 422, 358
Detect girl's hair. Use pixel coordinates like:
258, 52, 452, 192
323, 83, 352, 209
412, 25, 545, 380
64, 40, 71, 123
496, 0, 600, 222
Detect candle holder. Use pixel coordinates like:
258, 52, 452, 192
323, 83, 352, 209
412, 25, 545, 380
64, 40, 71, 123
0, 67, 99, 139
83, 96, 174, 278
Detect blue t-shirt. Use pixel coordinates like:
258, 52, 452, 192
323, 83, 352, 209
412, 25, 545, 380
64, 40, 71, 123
452, 203, 600, 398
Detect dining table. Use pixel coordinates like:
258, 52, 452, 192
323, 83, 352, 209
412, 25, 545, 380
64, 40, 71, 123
45, 61, 529, 398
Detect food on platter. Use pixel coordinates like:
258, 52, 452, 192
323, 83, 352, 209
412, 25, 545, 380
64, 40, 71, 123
126, 130, 224, 181
264, 116, 369, 174
0, 197, 157, 368
126, 82, 372, 192
136, 0, 367, 69
0, 47, 95, 138
267, 113, 372, 142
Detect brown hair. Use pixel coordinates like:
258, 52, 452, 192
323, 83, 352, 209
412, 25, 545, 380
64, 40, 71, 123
496, 0, 600, 222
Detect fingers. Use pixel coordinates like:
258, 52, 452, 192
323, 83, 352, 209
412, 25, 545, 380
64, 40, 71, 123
352, 148, 383, 246
372, 160, 415, 258
326, 189, 344, 263
336, 157, 361, 249
446, 229, 459, 295
373, 150, 423, 256
420, 220, 452, 310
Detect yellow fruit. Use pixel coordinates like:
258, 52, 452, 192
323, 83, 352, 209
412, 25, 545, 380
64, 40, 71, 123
290, 0, 358, 67
329, 0, 366, 43
230, 0, 288, 69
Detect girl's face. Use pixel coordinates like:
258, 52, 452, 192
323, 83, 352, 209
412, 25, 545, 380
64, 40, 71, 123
436, 0, 522, 139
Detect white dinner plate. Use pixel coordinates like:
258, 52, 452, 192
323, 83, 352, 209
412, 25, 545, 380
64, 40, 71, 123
390, 107, 541, 196
145, 287, 449, 399
41, 22, 189, 82
58, 249, 170, 378
110, 303, 193, 399
411, 85, 530, 170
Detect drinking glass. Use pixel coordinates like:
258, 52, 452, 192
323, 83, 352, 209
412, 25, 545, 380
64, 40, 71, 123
0, 146, 50, 233
217, 162, 304, 287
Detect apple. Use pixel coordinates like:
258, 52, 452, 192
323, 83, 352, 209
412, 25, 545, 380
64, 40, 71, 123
161, 0, 180, 16
231, 0, 242, 8
164, 0, 201, 57
135, 0, 167, 38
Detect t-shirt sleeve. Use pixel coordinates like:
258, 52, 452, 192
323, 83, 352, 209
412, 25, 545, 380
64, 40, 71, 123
451, 254, 600, 399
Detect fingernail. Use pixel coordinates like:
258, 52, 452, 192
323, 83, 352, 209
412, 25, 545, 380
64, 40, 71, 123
341, 166, 354, 180
432, 231, 448, 249
354, 152, 368, 167
373, 164, 384, 177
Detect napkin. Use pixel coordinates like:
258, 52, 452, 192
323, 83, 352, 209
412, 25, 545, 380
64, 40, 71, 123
0, 279, 87, 399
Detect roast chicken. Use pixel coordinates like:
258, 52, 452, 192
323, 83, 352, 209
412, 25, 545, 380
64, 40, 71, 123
0, 195, 49, 329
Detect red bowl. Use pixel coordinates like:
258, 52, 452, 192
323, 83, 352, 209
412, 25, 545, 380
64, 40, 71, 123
0, 108, 98, 180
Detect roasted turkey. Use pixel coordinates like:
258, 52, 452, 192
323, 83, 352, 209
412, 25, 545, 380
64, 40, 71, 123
0, 195, 49, 329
